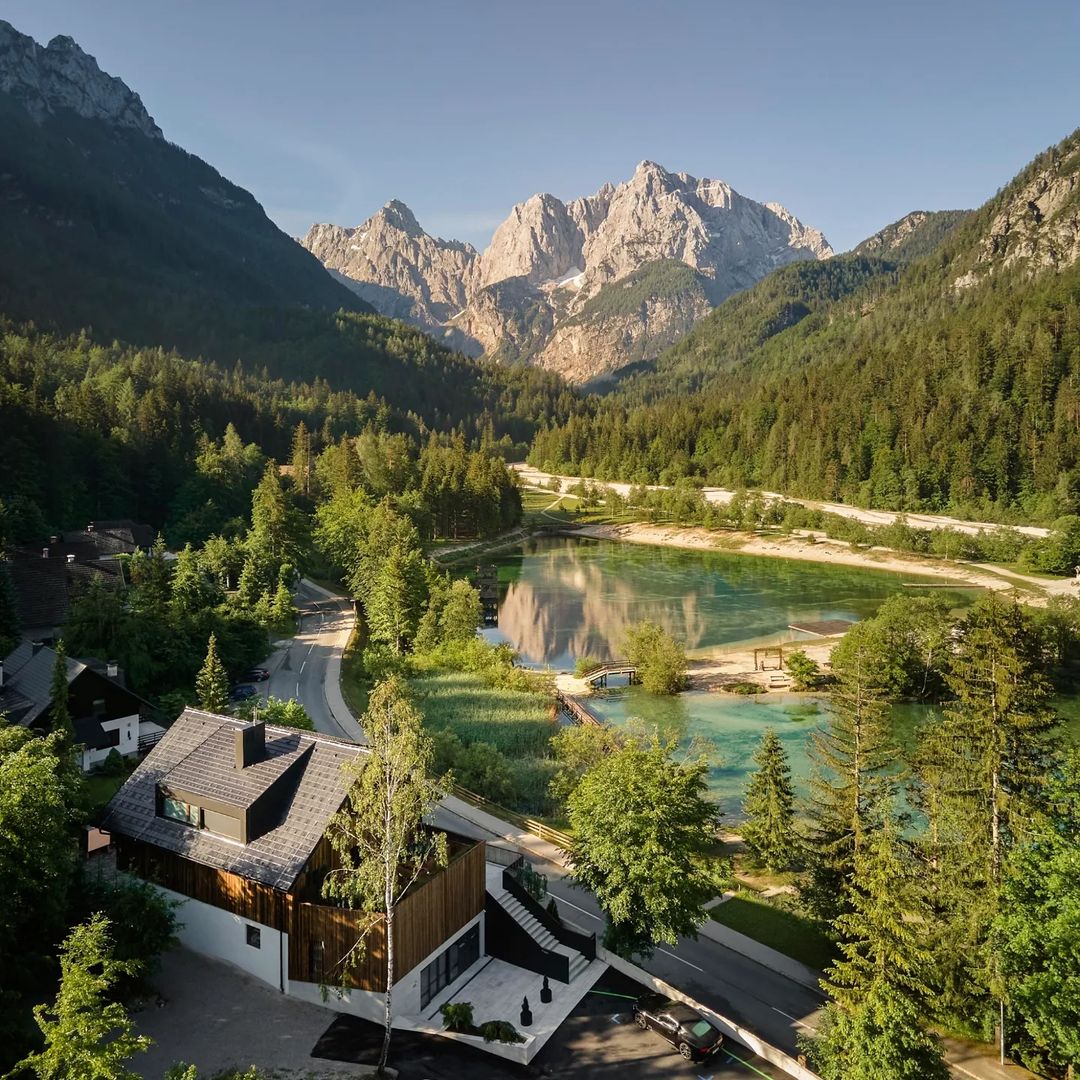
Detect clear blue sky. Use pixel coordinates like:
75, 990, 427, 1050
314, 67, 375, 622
7, 0, 1080, 252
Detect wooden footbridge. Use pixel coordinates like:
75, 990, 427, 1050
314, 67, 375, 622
579, 661, 639, 688
555, 690, 602, 727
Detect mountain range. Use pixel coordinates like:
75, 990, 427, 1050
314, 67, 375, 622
0, 19, 370, 347
301, 164, 832, 383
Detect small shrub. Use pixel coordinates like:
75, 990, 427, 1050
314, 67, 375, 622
440, 1001, 475, 1033
574, 655, 603, 677
97, 749, 129, 777
479, 1019, 525, 1044
785, 649, 820, 691
725, 680, 766, 695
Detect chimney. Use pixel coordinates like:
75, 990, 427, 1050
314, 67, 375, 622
41, 548, 49, 559
49, 535, 59, 544
235, 721, 266, 770
106, 660, 119, 679
31, 641, 44, 656
86, 524, 95, 533
66, 553, 76, 564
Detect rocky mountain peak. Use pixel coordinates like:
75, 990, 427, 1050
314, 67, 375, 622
303, 160, 833, 382
0, 20, 162, 139
379, 199, 423, 236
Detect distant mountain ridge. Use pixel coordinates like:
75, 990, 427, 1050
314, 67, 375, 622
301, 161, 833, 382
0, 19, 369, 352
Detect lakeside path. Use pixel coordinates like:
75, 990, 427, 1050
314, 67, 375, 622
513, 463, 1051, 539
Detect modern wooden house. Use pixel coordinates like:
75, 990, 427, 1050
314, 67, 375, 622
101, 708, 487, 1021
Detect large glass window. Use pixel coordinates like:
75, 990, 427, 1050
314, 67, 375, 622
162, 797, 200, 827
420, 924, 480, 1008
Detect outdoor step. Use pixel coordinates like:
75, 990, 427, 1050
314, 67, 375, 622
500, 899, 560, 949
568, 954, 589, 980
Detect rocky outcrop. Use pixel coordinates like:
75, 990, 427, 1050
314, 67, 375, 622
0, 19, 161, 138
301, 202, 481, 345
302, 160, 832, 381
954, 149, 1080, 291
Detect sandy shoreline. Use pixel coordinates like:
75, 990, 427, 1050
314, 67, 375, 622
571, 520, 1062, 596
546, 520, 1074, 696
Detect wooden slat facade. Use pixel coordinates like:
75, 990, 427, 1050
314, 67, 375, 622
119, 833, 486, 995
288, 841, 486, 992
116, 837, 287, 929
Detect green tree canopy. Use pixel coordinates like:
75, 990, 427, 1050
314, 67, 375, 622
567, 736, 724, 957
195, 632, 229, 712
742, 729, 798, 872
624, 620, 686, 695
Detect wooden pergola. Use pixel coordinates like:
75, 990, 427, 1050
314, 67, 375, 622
753, 646, 785, 671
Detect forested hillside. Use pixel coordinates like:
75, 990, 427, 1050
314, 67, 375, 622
531, 129, 1080, 523
0, 322, 572, 539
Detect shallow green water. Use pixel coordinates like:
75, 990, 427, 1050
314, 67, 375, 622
589, 688, 1080, 820
483, 535, 974, 669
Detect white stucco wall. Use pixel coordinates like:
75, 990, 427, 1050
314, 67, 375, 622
81, 713, 139, 772
158, 886, 286, 991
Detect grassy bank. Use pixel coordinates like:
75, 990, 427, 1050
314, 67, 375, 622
339, 625, 371, 720
410, 667, 559, 814
710, 892, 835, 972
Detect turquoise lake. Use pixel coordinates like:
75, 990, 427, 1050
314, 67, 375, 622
480, 536, 1077, 819
482, 535, 974, 669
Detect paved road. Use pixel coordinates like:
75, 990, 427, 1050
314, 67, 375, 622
264, 580, 360, 741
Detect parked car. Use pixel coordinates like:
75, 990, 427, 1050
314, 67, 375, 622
243, 668, 270, 682
230, 684, 258, 702
632, 994, 723, 1061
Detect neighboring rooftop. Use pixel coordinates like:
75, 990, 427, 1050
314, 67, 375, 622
102, 708, 366, 891
0, 639, 85, 726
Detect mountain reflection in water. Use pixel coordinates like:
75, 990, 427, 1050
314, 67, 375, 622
480, 536, 972, 669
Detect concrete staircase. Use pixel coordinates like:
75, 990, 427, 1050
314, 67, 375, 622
487, 869, 591, 983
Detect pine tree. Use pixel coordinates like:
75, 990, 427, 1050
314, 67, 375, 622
742, 729, 798, 872
11, 914, 151, 1080
803, 624, 898, 921
48, 640, 74, 744
805, 810, 949, 1080
169, 543, 212, 619
195, 633, 229, 712
290, 421, 313, 499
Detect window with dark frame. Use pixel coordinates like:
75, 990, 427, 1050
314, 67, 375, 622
419, 923, 479, 1008
246, 925, 261, 949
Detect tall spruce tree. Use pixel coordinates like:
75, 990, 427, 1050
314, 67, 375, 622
805, 808, 949, 1080
195, 633, 229, 712
912, 594, 1059, 1040
803, 624, 898, 921
48, 640, 73, 744
742, 729, 798, 872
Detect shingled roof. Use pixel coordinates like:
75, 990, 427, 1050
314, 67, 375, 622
102, 708, 366, 892
0, 640, 86, 726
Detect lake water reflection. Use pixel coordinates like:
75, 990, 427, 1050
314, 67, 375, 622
482, 536, 973, 669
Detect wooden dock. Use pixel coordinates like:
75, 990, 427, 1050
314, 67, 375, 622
787, 619, 856, 637
555, 690, 602, 727
902, 582, 986, 588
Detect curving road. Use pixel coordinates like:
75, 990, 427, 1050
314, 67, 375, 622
263, 579, 363, 742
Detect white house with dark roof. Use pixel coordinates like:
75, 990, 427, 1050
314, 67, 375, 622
0, 641, 159, 771
101, 708, 490, 1020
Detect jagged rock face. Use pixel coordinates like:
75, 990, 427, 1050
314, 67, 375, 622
534, 287, 714, 384
0, 20, 161, 138
301, 202, 480, 339
303, 160, 832, 382
955, 160, 1080, 290
856, 211, 938, 255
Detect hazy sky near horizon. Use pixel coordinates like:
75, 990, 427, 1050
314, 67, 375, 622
6, 1, 1080, 252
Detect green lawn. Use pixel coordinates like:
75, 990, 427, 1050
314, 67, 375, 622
410, 669, 556, 759
709, 893, 836, 972
84, 772, 127, 819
